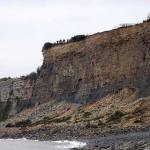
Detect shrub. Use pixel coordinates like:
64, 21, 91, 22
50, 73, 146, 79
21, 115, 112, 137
133, 109, 144, 114
59, 40, 63, 44
6, 119, 31, 128
134, 119, 142, 123
42, 42, 53, 51
15, 119, 32, 127
119, 24, 133, 28
69, 35, 87, 43
27, 72, 37, 80
5, 123, 15, 128
52, 116, 71, 123
36, 66, 41, 75
0, 77, 11, 82
147, 13, 150, 21
108, 111, 125, 122
83, 112, 92, 118
85, 122, 100, 128
31, 115, 71, 126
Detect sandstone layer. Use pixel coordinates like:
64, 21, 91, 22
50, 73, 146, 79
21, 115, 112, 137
40, 20, 150, 104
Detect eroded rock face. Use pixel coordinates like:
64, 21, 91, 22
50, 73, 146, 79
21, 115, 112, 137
1, 21, 150, 118
36, 21, 150, 103
0, 78, 33, 119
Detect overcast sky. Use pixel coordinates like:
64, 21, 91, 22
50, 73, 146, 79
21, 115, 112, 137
0, 0, 150, 78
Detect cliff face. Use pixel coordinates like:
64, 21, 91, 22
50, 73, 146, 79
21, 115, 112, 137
0, 78, 33, 120
37, 21, 150, 103
1, 21, 150, 119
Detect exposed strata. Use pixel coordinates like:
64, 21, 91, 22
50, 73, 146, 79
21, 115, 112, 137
0, 20, 150, 128
0, 77, 33, 120
39, 20, 150, 104
40, 21, 150, 104
0, 20, 150, 150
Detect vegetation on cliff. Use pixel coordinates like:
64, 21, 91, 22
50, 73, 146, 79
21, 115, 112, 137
42, 34, 87, 51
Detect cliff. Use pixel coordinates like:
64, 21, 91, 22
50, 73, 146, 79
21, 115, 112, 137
39, 20, 150, 104
0, 77, 33, 120
1, 20, 150, 121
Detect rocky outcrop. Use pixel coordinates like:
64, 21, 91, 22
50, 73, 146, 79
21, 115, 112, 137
1, 20, 150, 119
0, 78, 33, 120
37, 21, 150, 104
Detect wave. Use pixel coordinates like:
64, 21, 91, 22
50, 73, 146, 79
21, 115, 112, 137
0, 138, 86, 149
52, 140, 87, 149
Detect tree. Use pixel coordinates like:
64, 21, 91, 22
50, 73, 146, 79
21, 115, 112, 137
59, 40, 63, 44
63, 39, 65, 43
120, 24, 131, 28
69, 35, 87, 43
42, 42, 53, 51
147, 13, 150, 20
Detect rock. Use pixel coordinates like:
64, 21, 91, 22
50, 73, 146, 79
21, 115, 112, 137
0, 21, 150, 148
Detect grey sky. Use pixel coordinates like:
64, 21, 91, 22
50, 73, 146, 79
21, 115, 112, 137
0, 0, 150, 78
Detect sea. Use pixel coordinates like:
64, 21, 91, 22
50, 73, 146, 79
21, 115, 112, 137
0, 138, 86, 150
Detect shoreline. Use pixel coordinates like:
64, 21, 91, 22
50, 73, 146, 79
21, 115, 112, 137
1, 126, 150, 149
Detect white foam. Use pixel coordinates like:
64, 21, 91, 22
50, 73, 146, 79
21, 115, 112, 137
53, 140, 87, 149
0, 138, 86, 150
